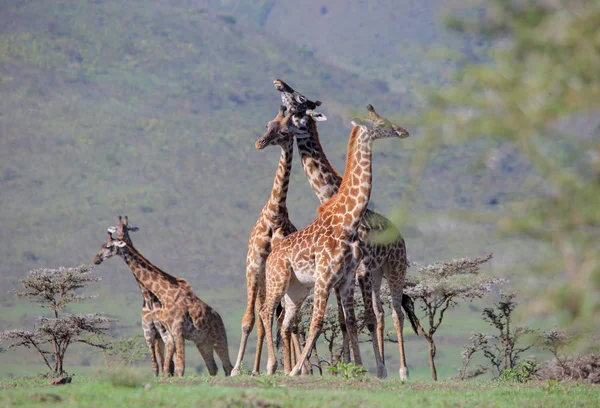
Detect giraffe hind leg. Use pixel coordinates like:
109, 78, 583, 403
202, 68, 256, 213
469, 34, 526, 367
197, 343, 218, 376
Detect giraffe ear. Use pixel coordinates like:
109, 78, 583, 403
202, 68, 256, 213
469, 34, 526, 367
306, 110, 327, 122
114, 241, 127, 248
107, 227, 117, 234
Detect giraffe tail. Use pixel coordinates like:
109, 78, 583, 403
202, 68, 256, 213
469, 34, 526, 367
401, 295, 422, 336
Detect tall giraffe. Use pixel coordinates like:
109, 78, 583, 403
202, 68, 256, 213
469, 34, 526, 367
93, 219, 233, 377
274, 79, 419, 379
231, 106, 301, 376
258, 105, 410, 376
108, 216, 174, 377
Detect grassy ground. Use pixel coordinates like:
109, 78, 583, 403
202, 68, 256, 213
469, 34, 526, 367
1, 373, 598, 408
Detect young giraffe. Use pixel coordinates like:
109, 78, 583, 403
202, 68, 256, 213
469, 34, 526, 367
231, 106, 300, 376
93, 219, 233, 377
258, 105, 410, 376
108, 216, 174, 377
274, 79, 420, 379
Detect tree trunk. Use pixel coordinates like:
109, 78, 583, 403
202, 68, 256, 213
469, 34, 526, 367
427, 337, 438, 381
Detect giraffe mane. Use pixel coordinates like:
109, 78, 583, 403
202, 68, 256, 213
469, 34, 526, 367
308, 117, 342, 181
123, 242, 182, 287
316, 126, 361, 214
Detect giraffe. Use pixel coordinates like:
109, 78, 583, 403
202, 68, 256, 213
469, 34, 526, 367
273, 79, 420, 379
258, 105, 410, 376
93, 218, 233, 377
107, 216, 174, 377
231, 106, 301, 376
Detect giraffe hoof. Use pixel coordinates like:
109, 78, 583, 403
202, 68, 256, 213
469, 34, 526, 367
230, 368, 241, 377
399, 367, 409, 380
377, 365, 388, 379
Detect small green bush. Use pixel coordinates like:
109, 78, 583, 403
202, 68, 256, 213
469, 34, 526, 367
328, 362, 367, 379
498, 360, 538, 383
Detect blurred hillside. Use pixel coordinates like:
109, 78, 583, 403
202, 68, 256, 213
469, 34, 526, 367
0, 0, 549, 377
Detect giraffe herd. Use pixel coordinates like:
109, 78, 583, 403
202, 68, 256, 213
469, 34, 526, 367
92, 80, 416, 379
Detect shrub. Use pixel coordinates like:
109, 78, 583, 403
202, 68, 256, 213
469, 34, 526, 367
0, 265, 115, 377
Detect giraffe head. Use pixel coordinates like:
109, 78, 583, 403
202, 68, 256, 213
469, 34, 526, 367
273, 79, 322, 113
93, 231, 127, 265
351, 104, 409, 140
256, 107, 327, 150
112, 215, 139, 245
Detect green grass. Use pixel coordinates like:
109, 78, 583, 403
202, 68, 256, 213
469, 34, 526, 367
1, 375, 598, 408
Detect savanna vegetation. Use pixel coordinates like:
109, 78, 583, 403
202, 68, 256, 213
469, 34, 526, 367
1, 0, 599, 406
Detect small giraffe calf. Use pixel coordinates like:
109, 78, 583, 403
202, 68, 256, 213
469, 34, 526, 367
93, 218, 233, 376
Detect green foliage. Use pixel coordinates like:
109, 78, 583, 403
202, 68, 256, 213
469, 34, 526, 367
103, 335, 149, 367
328, 361, 367, 379
498, 360, 538, 384
417, 0, 600, 337
460, 293, 537, 379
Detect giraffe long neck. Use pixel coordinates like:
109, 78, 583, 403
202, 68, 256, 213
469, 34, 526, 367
296, 119, 342, 204
318, 126, 372, 233
117, 244, 180, 301
265, 138, 293, 220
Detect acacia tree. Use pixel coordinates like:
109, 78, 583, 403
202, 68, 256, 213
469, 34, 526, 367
400, 253, 505, 380
414, 0, 600, 337
0, 265, 115, 377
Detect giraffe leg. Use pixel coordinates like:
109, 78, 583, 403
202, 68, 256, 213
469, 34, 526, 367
252, 296, 265, 373
290, 279, 333, 376
154, 317, 175, 376
171, 322, 186, 377
197, 343, 218, 376
212, 315, 234, 376
232, 262, 263, 376
371, 269, 388, 379
161, 329, 176, 377
258, 259, 291, 375
154, 334, 165, 376
339, 274, 362, 367
335, 287, 351, 363
384, 259, 409, 379
142, 312, 160, 376
214, 339, 233, 377
358, 267, 387, 378
280, 292, 307, 374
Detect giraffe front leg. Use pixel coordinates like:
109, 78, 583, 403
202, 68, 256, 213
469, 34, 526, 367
232, 262, 262, 376
281, 292, 307, 374
290, 281, 332, 376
